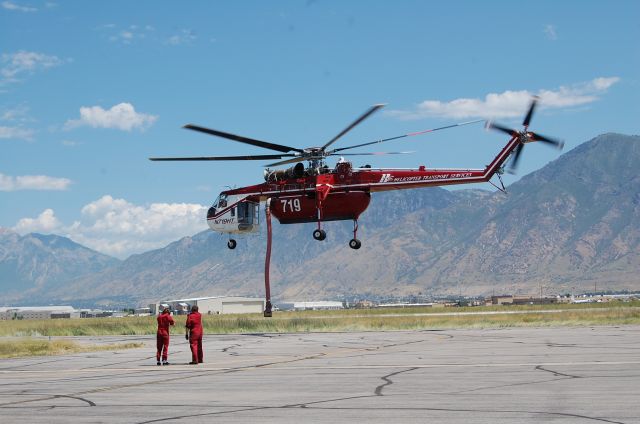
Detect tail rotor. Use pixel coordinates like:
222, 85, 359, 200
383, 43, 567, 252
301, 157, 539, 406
486, 96, 564, 173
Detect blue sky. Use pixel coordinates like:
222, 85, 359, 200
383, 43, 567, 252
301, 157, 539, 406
1, 0, 638, 258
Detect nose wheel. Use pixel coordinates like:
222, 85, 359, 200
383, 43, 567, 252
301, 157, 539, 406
349, 219, 361, 249
227, 239, 237, 249
312, 229, 326, 241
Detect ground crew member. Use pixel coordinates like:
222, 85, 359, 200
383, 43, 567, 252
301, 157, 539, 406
185, 305, 203, 364
156, 307, 175, 366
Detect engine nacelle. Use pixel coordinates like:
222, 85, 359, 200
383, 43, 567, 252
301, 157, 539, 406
264, 163, 305, 182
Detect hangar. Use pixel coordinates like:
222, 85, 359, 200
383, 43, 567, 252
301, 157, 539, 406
152, 296, 264, 315
0, 306, 77, 320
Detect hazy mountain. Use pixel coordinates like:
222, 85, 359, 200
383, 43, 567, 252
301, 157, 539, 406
0, 229, 119, 304
2, 133, 639, 307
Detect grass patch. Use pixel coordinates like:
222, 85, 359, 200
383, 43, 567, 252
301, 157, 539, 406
0, 302, 638, 337
0, 338, 143, 359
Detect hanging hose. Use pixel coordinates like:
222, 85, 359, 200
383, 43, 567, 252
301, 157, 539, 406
264, 198, 273, 317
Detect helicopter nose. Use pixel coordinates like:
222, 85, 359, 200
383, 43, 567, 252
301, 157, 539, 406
207, 207, 216, 219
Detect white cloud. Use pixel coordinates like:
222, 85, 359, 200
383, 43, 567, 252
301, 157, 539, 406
13, 195, 208, 258
588, 77, 619, 91
61, 139, 81, 147
1, 104, 31, 122
99, 23, 199, 47
0, 173, 72, 191
0, 125, 35, 141
104, 24, 154, 44
118, 31, 134, 42
13, 209, 62, 234
2, 1, 37, 12
1, 51, 63, 84
167, 29, 197, 45
387, 77, 621, 120
544, 24, 557, 40
195, 185, 212, 192
0, 105, 35, 140
65, 102, 158, 131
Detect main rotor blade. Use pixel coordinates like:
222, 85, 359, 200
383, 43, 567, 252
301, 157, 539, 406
321, 104, 385, 151
529, 131, 565, 150
523, 96, 538, 127
486, 121, 518, 137
149, 154, 290, 161
330, 151, 413, 156
508, 143, 524, 173
183, 124, 304, 154
330, 119, 483, 154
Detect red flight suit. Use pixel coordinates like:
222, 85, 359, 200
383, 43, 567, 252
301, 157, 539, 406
156, 312, 175, 362
185, 311, 203, 363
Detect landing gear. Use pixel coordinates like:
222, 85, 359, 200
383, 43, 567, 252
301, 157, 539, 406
227, 239, 237, 249
349, 219, 361, 249
312, 229, 326, 241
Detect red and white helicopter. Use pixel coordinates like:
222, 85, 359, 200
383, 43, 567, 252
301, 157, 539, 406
151, 97, 563, 250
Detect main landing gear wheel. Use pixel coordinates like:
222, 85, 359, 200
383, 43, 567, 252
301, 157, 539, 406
312, 229, 326, 241
227, 239, 237, 249
349, 238, 361, 250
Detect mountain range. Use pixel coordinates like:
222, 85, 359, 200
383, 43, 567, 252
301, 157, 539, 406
1, 133, 639, 307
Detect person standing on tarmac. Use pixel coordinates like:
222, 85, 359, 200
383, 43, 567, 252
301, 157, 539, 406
185, 305, 203, 364
156, 307, 175, 366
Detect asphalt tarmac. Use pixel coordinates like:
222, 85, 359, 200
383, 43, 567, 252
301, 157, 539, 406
0, 326, 639, 423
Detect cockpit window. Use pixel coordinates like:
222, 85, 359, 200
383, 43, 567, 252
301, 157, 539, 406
214, 193, 228, 208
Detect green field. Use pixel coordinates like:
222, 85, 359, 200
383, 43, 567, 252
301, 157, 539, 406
1, 302, 639, 337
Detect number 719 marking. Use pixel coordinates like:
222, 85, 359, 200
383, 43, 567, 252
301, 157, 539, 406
281, 198, 301, 213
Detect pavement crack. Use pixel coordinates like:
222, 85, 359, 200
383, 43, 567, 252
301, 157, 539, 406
221, 344, 241, 356
53, 394, 96, 407
374, 367, 418, 396
535, 365, 582, 378
0, 393, 95, 408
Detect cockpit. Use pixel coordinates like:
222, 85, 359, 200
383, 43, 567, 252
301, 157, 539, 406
207, 193, 260, 232
207, 193, 228, 220
215, 193, 228, 208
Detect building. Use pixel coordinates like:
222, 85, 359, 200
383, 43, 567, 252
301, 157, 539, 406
487, 295, 514, 305
79, 309, 124, 318
291, 301, 344, 311
151, 296, 265, 315
486, 295, 558, 306
0, 306, 78, 320
134, 307, 151, 316
376, 302, 439, 308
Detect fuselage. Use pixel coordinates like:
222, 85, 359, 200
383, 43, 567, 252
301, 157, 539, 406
207, 135, 520, 233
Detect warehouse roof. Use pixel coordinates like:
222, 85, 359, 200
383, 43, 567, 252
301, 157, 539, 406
160, 296, 263, 303
0, 306, 76, 313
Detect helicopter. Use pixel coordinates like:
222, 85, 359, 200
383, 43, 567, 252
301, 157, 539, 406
150, 97, 563, 251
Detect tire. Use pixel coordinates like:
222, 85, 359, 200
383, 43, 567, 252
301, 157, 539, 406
349, 239, 361, 250
227, 239, 237, 249
313, 229, 326, 241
